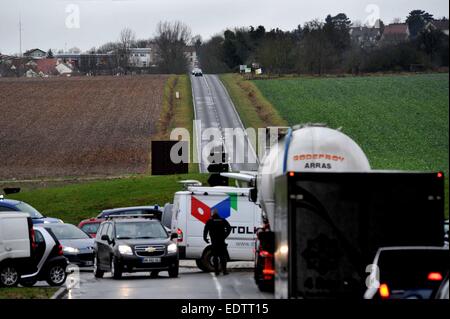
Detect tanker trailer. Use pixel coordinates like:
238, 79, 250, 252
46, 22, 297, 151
247, 124, 444, 298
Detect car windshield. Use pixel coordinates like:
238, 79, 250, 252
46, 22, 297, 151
15, 202, 44, 219
45, 224, 91, 240
115, 222, 168, 240
80, 223, 100, 234
378, 249, 448, 289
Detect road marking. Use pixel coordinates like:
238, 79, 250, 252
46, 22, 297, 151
210, 273, 223, 299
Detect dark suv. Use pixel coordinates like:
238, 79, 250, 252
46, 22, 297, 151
93, 216, 179, 279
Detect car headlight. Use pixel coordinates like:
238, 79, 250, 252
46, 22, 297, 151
118, 245, 133, 255
63, 246, 79, 254
167, 243, 178, 253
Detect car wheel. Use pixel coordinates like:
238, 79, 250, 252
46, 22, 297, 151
93, 255, 104, 278
111, 257, 122, 279
46, 264, 67, 286
0, 264, 20, 287
168, 265, 179, 278
20, 277, 38, 287
150, 271, 159, 278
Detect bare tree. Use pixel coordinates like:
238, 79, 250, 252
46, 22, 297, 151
155, 21, 192, 74
118, 27, 136, 72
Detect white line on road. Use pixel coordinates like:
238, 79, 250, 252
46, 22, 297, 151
210, 273, 223, 299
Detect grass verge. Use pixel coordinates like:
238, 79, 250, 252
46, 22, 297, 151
220, 73, 287, 129
0, 287, 58, 299
156, 75, 197, 173
9, 173, 208, 225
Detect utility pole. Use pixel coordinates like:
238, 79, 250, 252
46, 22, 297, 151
19, 12, 23, 57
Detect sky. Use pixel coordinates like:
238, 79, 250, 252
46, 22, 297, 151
0, 0, 448, 54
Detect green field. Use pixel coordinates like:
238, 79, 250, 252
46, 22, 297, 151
252, 73, 449, 217
0, 287, 57, 299
253, 74, 449, 174
8, 174, 207, 225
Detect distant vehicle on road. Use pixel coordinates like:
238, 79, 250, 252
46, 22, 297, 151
364, 247, 448, 299
97, 206, 162, 220
0, 212, 35, 287
44, 223, 95, 267
20, 226, 69, 287
444, 219, 449, 246
0, 196, 63, 224
78, 218, 103, 238
93, 216, 179, 279
192, 68, 203, 77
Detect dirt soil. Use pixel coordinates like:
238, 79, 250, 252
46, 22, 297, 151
0, 75, 168, 180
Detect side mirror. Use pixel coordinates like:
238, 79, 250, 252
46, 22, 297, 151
170, 233, 178, 240
101, 234, 110, 242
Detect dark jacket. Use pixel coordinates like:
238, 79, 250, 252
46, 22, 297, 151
203, 216, 232, 246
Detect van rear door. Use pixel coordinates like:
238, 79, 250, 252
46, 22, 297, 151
0, 213, 31, 260
225, 198, 258, 261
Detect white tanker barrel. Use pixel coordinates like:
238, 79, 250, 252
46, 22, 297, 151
257, 126, 371, 224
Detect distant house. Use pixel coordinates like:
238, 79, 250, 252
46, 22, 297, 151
349, 26, 381, 48
128, 48, 153, 68
184, 46, 198, 67
35, 58, 58, 75
23, 48, 47, 59
426, 19, 450, 36
380, 23, 410, 45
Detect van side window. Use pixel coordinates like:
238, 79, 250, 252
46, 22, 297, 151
0, 206, 15, 211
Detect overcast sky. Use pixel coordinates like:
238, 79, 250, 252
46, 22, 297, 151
0, 0, 448, 54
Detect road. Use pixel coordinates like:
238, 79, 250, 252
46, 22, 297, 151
62, 265, 272, 299
191, 74, 259, 173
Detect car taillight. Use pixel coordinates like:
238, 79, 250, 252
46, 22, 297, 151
177, 228, 183, 242
30, 227, 37, 250
379, 283, 390, 299
58, 244, 63, 256
427, 272, 443, 281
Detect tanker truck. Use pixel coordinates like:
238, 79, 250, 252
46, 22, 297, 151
224, 124, 445, 298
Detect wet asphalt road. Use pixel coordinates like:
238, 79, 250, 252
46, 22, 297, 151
62, 266, 272, 299
191, 74, 259, 173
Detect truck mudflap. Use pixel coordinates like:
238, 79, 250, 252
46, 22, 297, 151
255, 231, 275, 291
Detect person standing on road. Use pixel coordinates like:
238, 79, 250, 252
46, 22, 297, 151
203, 208, 232, 275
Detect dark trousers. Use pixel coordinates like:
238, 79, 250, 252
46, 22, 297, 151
211, 242, 228, 274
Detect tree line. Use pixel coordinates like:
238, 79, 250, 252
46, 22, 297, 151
74, 21, 194, 75
199, 10, 449, 75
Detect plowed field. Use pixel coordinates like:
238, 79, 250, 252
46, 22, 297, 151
0, 75, 168, 180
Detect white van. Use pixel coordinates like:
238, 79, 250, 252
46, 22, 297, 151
171, 186, 263, 271
0, 212, 34, 287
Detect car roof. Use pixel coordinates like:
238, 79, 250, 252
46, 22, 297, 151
111, 218, 161, 223
0, 198, 22, 207
101, 206, 161, 213
44, 223, 77, 228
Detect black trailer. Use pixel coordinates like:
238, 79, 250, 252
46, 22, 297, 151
273, 171, 445, 299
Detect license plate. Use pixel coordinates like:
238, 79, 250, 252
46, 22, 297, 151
143, 257, 161, 263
